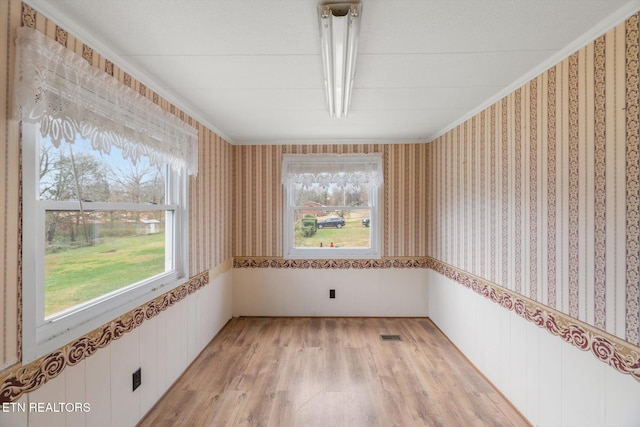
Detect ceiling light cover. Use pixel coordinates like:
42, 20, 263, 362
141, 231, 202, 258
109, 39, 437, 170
318, 3, 362, 118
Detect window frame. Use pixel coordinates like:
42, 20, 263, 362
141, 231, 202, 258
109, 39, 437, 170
21, 123, 189, 363
282, 154, 382, 260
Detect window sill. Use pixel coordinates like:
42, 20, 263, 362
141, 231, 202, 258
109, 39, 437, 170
23, 272, 187, 364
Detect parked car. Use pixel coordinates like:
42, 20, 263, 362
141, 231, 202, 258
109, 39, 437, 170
317, 217, 345, 229
362, 218, 370, 227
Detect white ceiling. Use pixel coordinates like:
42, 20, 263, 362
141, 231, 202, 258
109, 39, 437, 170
27, 0, 640, 145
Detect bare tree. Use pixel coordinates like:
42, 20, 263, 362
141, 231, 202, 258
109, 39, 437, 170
109, 163, 164, 204
39, 143, 110, 244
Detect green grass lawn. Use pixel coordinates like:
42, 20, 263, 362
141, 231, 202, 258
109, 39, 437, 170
45, 233, 165, 317
295, 219, 370, 248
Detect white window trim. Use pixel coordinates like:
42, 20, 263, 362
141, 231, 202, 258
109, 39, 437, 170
21, 123, 189, 363
282, 154, 382, 260
14, 26, 196, 363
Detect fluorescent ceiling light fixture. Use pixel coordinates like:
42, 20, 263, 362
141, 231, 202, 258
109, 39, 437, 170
318, 3, 362, 118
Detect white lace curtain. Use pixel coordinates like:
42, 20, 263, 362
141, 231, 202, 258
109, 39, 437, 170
13, 27, 198, 175
282, 153, 383, 189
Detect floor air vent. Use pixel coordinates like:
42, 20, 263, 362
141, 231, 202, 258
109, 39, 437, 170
380, 334, 402, 341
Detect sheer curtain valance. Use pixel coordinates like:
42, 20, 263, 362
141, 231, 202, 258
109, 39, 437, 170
13, 27, 198, 175
282, 153, 383, 189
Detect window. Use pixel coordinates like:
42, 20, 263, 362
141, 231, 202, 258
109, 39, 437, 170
15, 27, 197, 362
22, 125, 188, 360
282, 154, 383, 259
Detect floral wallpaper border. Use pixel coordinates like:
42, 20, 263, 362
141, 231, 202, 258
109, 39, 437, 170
233, 256, 430, 269
426, 257, 640, 384
0, 271, 209, 404
3, 255, 640, 404
235, 256, 640, 383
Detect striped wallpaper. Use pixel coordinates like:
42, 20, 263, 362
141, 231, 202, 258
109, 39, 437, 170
0, 0, 21, 372
232, 143, 430, 258
0, 1, 234, 371
427, 15, 638, 345
190, 125, 234, 275
232, 12, 640, 349
2, 0, 640, 386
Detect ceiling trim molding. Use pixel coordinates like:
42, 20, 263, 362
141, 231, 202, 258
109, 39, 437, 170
426, 0, 640, 143
22, 0, 235, 144
23, 0, 640, 147
233, 138, 431, 146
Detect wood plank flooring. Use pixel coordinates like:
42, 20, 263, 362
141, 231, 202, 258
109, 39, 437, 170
138, 317, 530, 427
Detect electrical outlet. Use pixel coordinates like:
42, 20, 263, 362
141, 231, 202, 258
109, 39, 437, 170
330, 289, 335, 299
132, 368, 141, 391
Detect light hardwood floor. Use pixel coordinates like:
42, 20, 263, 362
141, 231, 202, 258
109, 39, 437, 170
138, 317, 530, 427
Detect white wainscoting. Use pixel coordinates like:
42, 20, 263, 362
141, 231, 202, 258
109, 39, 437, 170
9, 267, 639, 427
232, 267, 429, 317
426, 269, 640, 427
4, 269, 232, 427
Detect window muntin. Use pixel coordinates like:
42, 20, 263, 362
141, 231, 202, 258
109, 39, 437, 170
15, 27, 196, 363
282, 154, 382, 259
292, 180, 371, 248
22, 124, 187, 362
37, 134, 176, 318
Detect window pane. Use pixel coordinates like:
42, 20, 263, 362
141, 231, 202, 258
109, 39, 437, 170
294, 182, 370, 208
39, 137, 166, 204
293, 208, 371, 248
44, 210, 168, 317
